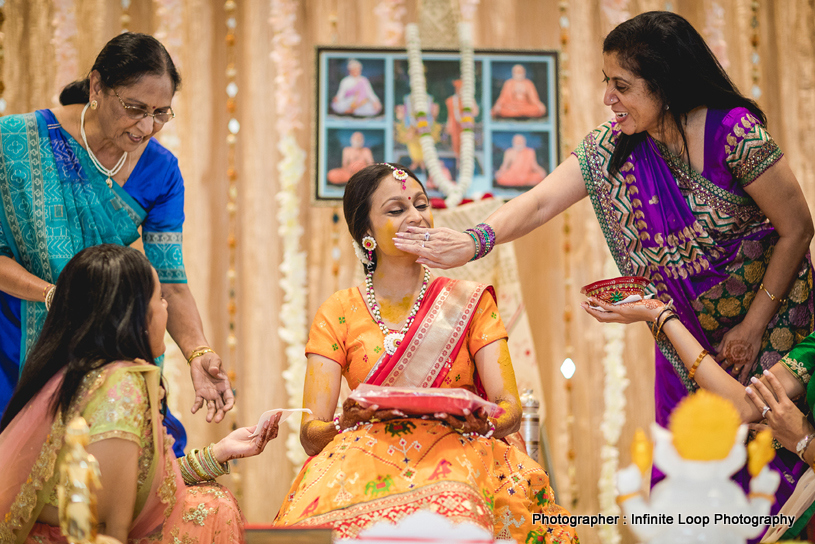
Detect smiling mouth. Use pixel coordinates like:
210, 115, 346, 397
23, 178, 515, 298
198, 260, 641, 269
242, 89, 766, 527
615, 112, 629, 120
126, 132, 144, 142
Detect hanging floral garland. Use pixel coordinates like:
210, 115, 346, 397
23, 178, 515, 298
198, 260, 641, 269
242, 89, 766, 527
405, 22, 474, 208
51, 0, 78, 107
153, 0, 184, 153
597, 259, 629, 544
373, 0, 406, 46
270, 0, 309, 470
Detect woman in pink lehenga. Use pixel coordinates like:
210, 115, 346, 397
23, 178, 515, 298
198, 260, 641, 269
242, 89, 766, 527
0, 245, 280, 544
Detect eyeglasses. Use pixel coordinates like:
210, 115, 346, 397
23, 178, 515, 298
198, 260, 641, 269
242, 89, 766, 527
113, 89, 175, 124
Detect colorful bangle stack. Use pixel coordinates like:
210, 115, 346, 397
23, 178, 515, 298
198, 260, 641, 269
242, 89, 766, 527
463, 223, 496, 261
178, 444, 230, 485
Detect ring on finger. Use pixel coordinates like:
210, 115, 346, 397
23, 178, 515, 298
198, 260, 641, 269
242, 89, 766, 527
761, 405, 771, 418
424, 232, 430, 241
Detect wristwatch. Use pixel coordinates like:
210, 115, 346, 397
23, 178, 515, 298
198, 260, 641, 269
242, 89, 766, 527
796, 433, 815, 461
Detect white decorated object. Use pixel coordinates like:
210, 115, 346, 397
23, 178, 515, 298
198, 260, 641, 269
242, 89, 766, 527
617, 423, 780, 544
335, 510, 511, 544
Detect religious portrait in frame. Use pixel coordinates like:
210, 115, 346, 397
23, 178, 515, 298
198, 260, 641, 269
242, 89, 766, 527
491, 130, 552, 191
314, 48, 559, 203
490, 61, 549, 121
326, 57, 386, 119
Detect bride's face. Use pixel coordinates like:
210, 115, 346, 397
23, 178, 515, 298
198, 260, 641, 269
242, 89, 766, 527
367, 175, 433, 259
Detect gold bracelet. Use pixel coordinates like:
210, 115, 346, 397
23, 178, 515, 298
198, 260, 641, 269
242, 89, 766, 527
759, 283, 787, 304
688, 348, 708, 380
748, 491, 776, 504
44, 285, 56, 311
616, 491, 640, 505
653, 310, 676, 339
186, 346, 214, 366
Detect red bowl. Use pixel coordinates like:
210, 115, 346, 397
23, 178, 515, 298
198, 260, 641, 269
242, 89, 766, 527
581, 276, 651, 304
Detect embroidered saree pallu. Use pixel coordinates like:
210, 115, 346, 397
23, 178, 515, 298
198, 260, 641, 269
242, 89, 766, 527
275, 278, 578, 544
575, 107, 815, 541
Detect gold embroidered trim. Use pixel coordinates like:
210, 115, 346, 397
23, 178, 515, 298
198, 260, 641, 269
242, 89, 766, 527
88, 429, 142, 446
0, 369, 106, 543
780, 356, 811, 386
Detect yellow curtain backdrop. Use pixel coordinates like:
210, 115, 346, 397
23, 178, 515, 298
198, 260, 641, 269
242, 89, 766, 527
3, 1, 814, 541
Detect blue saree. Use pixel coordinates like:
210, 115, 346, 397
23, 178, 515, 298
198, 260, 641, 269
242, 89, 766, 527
0, 110, 187, 453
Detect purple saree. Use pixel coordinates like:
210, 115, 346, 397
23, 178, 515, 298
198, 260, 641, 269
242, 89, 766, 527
575, 107, 815, 540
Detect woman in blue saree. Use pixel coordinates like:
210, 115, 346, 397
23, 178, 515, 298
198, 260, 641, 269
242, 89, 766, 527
0, 33, 233, 451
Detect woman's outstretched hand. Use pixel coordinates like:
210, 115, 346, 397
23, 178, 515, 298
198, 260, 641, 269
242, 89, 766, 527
393, 226, 475, 269
580, 297, 664, 324
190, 350, 235, 424
212, 412, 281, 463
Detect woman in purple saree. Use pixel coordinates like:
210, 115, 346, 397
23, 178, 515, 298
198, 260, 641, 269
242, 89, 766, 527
394, 11, 814, 540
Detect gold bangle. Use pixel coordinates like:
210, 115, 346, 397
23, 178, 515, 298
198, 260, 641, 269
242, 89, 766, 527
44, 285, 56, 311
688, 348, 708, 380
653, 310, 676, 339
186, 346, 214, 366
759, 283, 787, 304
748, 491, 776, 504
616, 491, 640, 505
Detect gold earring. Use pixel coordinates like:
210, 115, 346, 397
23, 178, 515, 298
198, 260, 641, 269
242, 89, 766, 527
90, 100, 98, 110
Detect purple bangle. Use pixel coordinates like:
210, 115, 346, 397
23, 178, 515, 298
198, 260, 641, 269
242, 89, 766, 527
476, 223, 496, 249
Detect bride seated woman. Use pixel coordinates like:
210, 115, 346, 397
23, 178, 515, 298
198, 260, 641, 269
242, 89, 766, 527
273, 163, 577, 543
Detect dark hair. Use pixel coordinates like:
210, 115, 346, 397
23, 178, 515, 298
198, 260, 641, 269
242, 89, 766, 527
603, 11, 765, 175
343, 163, 426, 272
59, 32, 181, 106
0, 245, 157, 431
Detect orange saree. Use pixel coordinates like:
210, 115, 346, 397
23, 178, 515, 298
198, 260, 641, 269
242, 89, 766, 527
274, 278, 578, 543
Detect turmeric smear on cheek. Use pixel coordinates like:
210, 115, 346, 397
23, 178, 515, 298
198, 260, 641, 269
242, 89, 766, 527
375, 219, 400, 254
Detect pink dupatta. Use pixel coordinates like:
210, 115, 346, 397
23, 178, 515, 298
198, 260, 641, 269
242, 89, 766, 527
0, 362, 187, 544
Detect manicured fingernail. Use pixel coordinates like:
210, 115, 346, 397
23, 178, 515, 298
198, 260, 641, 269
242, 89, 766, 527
463, 409, 471, 415
745, 387, 753, 394
395, 232, 407, 237
750, 377, 759, 383
763, 370, 770, 375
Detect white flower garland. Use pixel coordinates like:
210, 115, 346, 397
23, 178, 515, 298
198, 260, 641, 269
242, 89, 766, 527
373, 0, 406, 46
153, 0, 184, 154
405, 22, 475, 208
270, 0, 310, 470
597, 260, 629, 544
51, 0, 78, 107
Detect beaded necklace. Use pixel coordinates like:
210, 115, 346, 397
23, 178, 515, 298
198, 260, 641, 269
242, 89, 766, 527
80, 102, 128, 188
366, 266, 430, 355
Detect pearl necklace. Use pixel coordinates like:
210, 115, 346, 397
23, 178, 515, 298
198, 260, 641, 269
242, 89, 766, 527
80, 102, 128, 188
366, 266, 430, 355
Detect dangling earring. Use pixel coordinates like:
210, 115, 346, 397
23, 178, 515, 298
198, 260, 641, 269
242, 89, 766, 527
664, 104, 670, 111
361, 235, 377, 266
90, 100, 98, 110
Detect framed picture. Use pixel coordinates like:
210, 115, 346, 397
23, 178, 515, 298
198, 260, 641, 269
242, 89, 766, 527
314, 47, 559, 203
